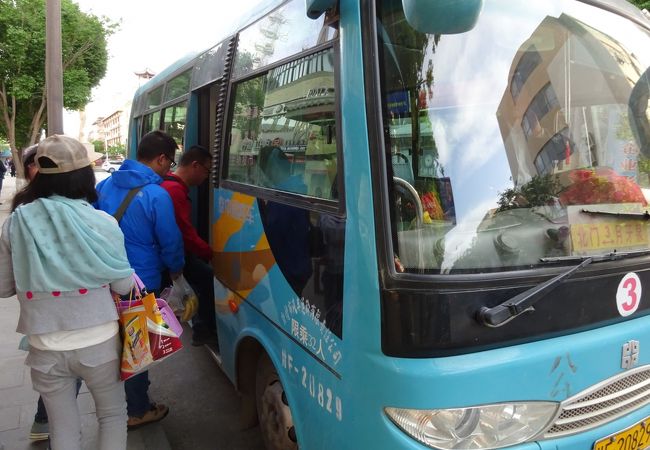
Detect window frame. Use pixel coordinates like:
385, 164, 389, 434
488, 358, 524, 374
140, 110, 161, 140
137, 94, 191, 143
521, 83, 560, 140
146, 85, 164, 110
160, 101, 189, 148
163, 69, 192, 104
510, 46, 541, 101
220, 40, 345, 216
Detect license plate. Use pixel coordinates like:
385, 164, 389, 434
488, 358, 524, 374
594, 418, 650, 450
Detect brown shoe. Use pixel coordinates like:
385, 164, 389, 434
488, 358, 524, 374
127, 403, 169, 430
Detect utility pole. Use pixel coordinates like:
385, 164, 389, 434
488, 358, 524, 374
46, 0, 64, 135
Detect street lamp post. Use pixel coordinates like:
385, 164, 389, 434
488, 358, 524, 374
46, 0, 64, 135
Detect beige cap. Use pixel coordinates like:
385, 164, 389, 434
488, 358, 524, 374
35, 135, 103, 174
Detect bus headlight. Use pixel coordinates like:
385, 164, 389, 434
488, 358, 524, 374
385, 402, 558, 449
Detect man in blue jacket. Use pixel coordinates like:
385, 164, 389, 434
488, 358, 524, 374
96, 130, 184, 429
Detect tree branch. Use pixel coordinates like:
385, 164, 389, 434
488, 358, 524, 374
63, 40, 94, 71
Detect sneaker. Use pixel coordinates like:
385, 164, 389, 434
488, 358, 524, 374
127, 403, 169, 430
29, 420, 49, 441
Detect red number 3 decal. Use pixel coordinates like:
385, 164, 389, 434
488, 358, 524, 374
622, 278, 638, 311
617, 273, 642, 317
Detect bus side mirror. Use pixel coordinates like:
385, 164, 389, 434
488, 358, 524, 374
402, 0, 484, 34
305, 0, 337, 19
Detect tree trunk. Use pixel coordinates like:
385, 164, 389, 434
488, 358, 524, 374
0, 83, 16, 154
28, 92, 47, 146
10, 147, 25, 181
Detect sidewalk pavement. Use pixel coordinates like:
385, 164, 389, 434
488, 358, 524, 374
0, 175, 171, 450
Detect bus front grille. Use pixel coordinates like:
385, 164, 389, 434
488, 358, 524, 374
545, 365, 650, 437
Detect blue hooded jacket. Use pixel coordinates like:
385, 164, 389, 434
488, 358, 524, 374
95, 159, 184, 290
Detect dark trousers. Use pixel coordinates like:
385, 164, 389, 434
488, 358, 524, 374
184, 253, 216, 332
123, 288, 159, 418
125, 371, 151, 417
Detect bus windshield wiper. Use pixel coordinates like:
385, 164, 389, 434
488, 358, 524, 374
581, 209, 650, 220
541, 249, 650, 263
476, 258, 593, 328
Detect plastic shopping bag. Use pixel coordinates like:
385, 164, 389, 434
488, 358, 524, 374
161, 275, 198, 322
141, 293, 183, 362
157, 299, 183, 337
116, 298, 154, 380
115, 275, 183, 380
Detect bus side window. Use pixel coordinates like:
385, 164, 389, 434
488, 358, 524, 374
223, 46, 345, 338
142, 110, 161, 136
224, 47, 339, 201
161, 102, 187, 159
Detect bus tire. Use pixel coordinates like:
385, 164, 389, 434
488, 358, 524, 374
256, 353, 298, 450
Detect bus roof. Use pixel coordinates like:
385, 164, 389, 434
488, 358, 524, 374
134, 0, 287, 99
133, 51, 199, 98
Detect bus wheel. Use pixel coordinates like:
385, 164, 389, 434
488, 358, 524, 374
256, 353, 298, 450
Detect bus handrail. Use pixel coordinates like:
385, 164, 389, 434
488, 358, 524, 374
393, 176, 423, 228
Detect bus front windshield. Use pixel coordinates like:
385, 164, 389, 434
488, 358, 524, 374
378, 0, 650, 274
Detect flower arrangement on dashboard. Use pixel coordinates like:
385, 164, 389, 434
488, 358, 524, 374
421, 190, 444, 222
559, 168, 647, 206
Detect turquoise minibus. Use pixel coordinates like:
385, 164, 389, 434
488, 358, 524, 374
128, 0, 650, 448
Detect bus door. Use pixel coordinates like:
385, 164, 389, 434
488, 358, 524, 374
195, 83, 220, 247
211, 2, 345, 447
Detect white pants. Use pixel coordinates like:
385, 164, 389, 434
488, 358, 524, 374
26, 334, 127, 450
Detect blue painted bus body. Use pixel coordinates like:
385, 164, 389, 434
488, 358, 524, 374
128, 0, 650, 448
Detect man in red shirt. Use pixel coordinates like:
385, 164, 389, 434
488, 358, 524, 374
161, 145, 217, 345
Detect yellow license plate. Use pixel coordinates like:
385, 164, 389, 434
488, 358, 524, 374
594, 418, 650, 450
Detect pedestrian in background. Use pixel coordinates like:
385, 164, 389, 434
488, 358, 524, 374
0, 158, 6, 204
0, 135, 134, 450
161, 145, 218, 346
95, 130, 184, 428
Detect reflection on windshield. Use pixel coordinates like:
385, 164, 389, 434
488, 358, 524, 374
378, 0, 650, 274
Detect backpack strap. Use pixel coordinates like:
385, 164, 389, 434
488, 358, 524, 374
113, 187, 143, 222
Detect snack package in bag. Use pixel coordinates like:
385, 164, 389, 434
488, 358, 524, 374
141, 293, 183, 361
162, 275, 199, 322
115, 275, 183, 380
118, 302, 154, 380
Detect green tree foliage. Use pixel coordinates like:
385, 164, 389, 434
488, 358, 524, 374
628, 0, 650, 10
107, 144, 125, 158
0, 0, 114, 158
497, 174, 562, 211
92, 139, 105, 153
